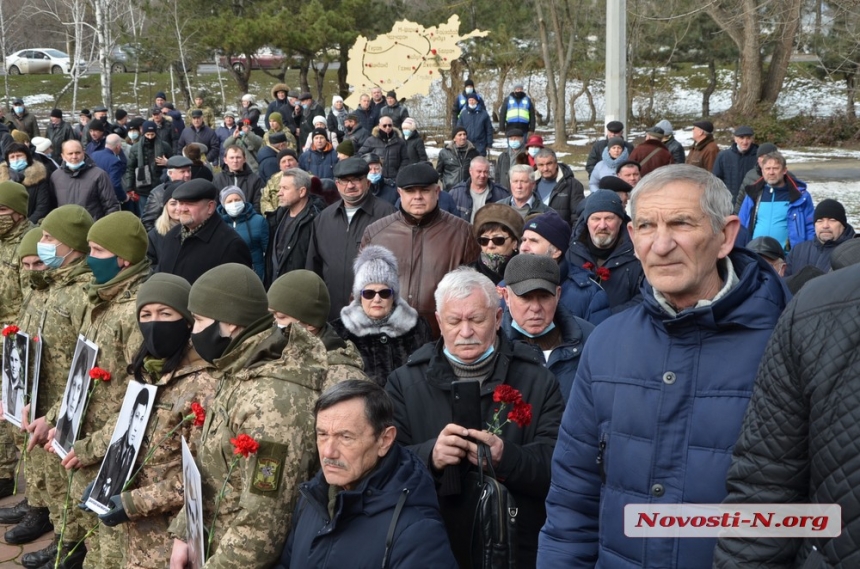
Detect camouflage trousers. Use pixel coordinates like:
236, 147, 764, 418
74, 464, 125, 569
0, 421, 19, 480
26, 445, 89, 542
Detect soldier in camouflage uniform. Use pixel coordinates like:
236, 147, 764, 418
267, 269, 368, 391
0, 181, 33, 501
85, 274, 217, 569
20, 206, 94, 569
168, 263, 327, 569
47, 212, 150, 569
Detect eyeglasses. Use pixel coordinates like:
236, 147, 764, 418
379, 123, 393, 128
478, 236, 511, 247
361, 289, 393, 300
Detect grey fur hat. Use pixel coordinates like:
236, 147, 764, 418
352, 245, 400, 301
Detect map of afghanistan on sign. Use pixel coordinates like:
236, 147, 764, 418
344, 15, 488, 108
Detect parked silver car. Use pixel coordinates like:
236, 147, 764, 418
5, 48, 74, 75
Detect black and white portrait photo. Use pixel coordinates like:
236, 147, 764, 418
52, 336, 98, 458
86, 381, 157, 514
2, 330, 29, 428
182, 437, 205, 569
29, 329, 43, 425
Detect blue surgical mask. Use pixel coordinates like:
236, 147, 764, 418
528, 147, 540, 157
465, 87, 474, 94
509, 139, 522, 150
9, 159, 27, 172
511, 319, 556, 338
66, 161, 85, 171
402, 129, 412, 138
37, 242, 70, 269
301, 103, 308, 110
368, 172, 382, 184
129, 131, 140, 141
13, 106, 23, 115
444, 344, 495, 365
87, 254, 121, 284
239, 131, 246, 137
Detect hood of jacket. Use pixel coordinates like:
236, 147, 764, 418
270, 83, 289, 100
217, 201, 257, 223
339, 298, 419, 338
640, 247, 790, 331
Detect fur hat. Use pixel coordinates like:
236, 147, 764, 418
352, 246, 400, 303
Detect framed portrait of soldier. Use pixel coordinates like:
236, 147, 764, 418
2, 330, 29, 428
86, 381, 157, 515
182, 437, 205, 569
29, 329, 43, 426
52, 336, 98, 459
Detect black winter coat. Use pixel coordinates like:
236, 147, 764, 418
713, 142, 760, 201
713, 264, 860, 569
435, 142, 479, 191
542, 162, 586, 227
266, 200, 320, 287
306, 196, 396, 320
332, 300, 431, 386
357, 128, 408, 180
403, 131, 428, 165
124, 139, 173, 195
0, 162, 53, 223
277, 444, 456, 569
155, 214, 253, 284
385, 334, 564, 567
212, 164, 265, 213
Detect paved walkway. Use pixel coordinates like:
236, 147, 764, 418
0, 476, 55, 568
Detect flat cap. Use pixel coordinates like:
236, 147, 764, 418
598, 176, 634, 193
396, 162, 439, 188
505, 128, 524, 138
299, 92, 312, 100
504, 254, 560, 296
757, 143, 778, 158
734, 125, 754, 137
363, 153, 382, 165
127, 117, 145, 130
606, 120, 624, 133
167, 155, 193, 168
269, 132, 287, 144
12, 98, 24, 105
646, 126, 664, 136
190, 109, 203, 118
345, 113, 359, 122
173, 179, 217, 201
93, 105, 108, 113
693, 120, 714, 133
333, 156, 370, 178
746, 236, 785, 261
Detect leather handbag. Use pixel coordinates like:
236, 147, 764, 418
467, 443, 519, 569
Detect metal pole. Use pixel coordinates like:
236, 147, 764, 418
605, 0, 627, 126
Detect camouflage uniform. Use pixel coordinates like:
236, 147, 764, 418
111, 348, 216, 569
68, 260, 149, 569
190, 104, 216, 129
169, 320, 327, 569
317, 323, 369, 391
21, 259, 92, 540
0, 219, 31, 480
260, 171, 282, 216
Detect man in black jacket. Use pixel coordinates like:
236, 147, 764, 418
385, 267, 563, 567
533, 148, 586, 227
584, 121, 634, 176
213, 146, 265, 213
306, 157, 395, 320
178, 110, 221, 164
266, 168, 320, 286
156, 179, 252, 284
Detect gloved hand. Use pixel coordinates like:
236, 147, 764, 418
78, 480, 95, 511
98, 495, 130, 527
127, 191, 140, 202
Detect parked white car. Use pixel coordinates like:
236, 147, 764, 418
5, 48, 74, 75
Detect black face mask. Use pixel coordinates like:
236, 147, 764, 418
190, 320, 231, 364
139, 319, 191, 359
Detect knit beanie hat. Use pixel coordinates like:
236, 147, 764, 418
606, 137, 625, 150
277, 148, 298, 162
313, 116, 327, 126
583, 190, 626, 222
87, 212, 148, 264
352, 246, 400, 303
268, 270, 330, 330
336, 139, 355, 157
814, 199, 847, 226
136, 273, 193, 323
11, 130, 30, 145
757, 143, 777, 158
523, 211, 571, 253
17, 226, 42, 258
219, 185, 246, 205
312, 128, 328, 140
41, 205, 94, 253
268, 112, 283, 126
188, 263, 268, 326
0, 181, 29, 216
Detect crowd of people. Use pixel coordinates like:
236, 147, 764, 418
0, 78, 857, 569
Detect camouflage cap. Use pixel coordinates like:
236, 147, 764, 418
41, 205, 94, 253
189, 263, 268, 326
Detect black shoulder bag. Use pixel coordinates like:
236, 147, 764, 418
468, 443, 519, 569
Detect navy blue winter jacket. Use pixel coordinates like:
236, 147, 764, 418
538, 248, 790, 568
276, 444, 456, 569
448, 178, 509, 221
456, 106, 494, 156
567, 225, 644, 313
217, 202, 269, 281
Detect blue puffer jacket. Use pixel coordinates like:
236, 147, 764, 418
567, 226, 644, 314
501, 306, 594, 403
537, 248, 790, 568
738, 176, 815, 250
298, 144, 338, 179
560, 261, 611, 326
276, 444, 456, 569
217, 202, 269, 280
448, 178, 510, 221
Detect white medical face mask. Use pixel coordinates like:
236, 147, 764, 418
224, 202, 245, 217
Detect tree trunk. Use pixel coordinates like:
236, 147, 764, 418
313, 60, 329, 102
534, 0, 559, 133
495, 66, 511, 123
702, 59, 717, 117
92, 0, 112, 111
338, 44, 349, 98
735, 0, 763, 116
761, 0, 803, 105
299, 59, 310, 94
847, 72, 856, 117
584, 84, 595, 127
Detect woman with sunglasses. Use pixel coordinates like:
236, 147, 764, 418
468, 203, 524, 285
333, 245, 431, 386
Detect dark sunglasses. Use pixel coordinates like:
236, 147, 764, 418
478, 236, 511, 247
361, 289, 393, 300
379, 123, 393, 128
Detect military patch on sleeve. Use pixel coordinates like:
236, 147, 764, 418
250, 440, 289, 495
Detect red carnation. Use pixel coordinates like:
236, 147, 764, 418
89, 367, 111, 382
2, 325, 19, 337
191, 402, 206, 427
230, 434, 260, 458
508, 402, 533, 429
493, 384, 523, 405
582, 262, 595, 271
596, 267, 611, 281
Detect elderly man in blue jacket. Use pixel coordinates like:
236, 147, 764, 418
538, 164, 790, 568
